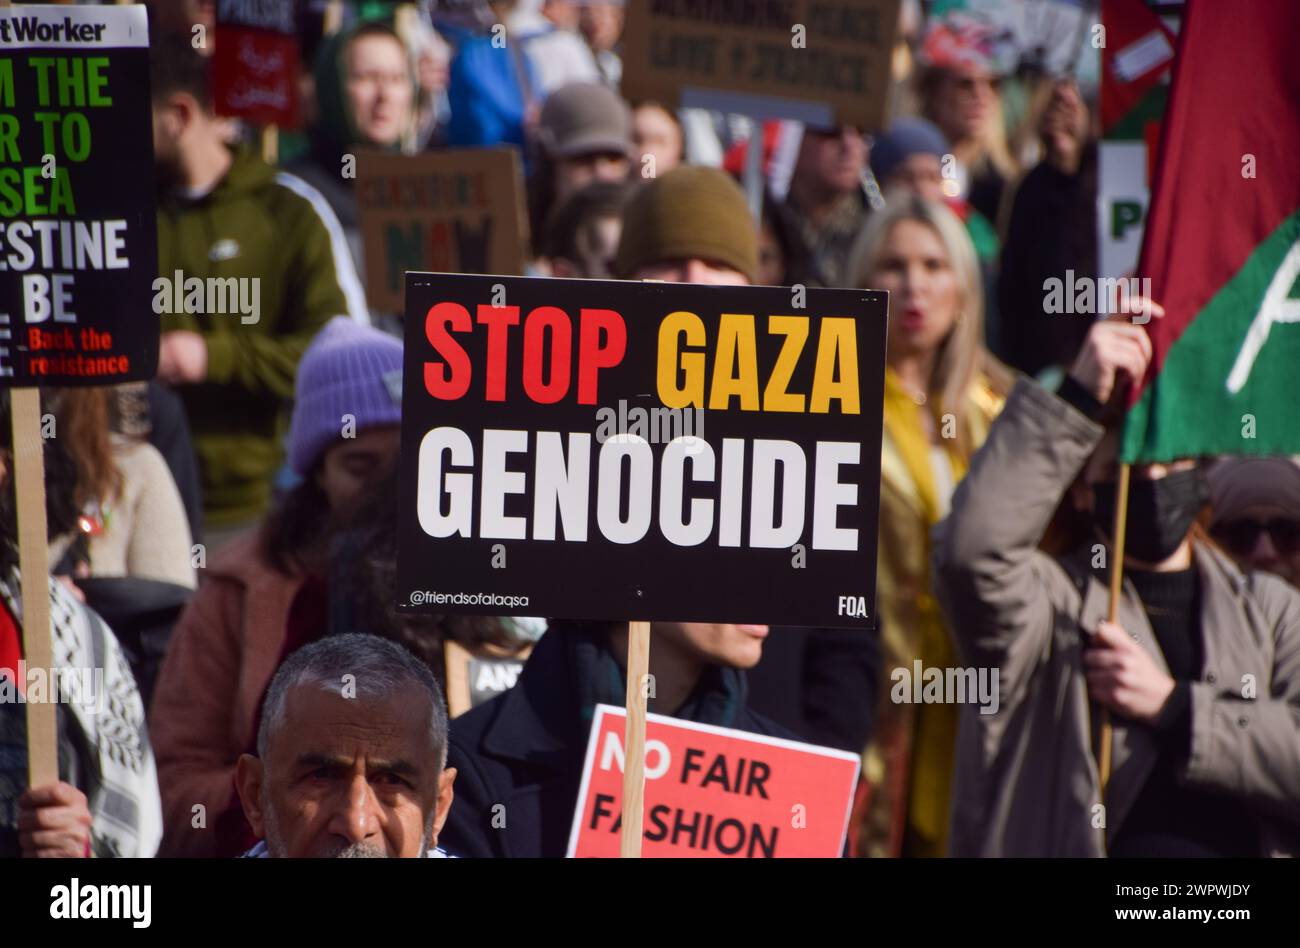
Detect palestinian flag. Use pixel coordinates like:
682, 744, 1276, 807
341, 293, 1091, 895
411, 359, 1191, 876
1099, 0, 1174, 141
1120, 0, 1300, 463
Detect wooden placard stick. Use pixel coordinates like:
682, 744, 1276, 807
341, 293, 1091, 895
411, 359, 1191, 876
443, 639, 472, 719
261, 125, 279, 164
394, 3, 420, 154
11, 389, 57, 788
1099, 462, 1132, 801
4, 0, 54, 793
741, 117, 765, 225
323, 0, 344, 37
620, 620, 650, 858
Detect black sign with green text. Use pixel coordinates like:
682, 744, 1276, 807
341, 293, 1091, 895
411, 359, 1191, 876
0, 4, 156, 386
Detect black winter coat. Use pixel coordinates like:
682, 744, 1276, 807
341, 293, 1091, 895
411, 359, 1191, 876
441, 629, 794, 858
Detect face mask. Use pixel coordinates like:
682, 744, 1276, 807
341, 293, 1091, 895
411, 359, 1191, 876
1091, 467, 1209, 564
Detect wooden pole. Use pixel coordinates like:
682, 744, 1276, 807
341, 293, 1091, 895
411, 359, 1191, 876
741, 119, 765, 225
260, 125, 278, 164
1099, 462, 1131, 799
394, 3, 421, 154
11, 390, 57, 788
620, 621, 651, 858
323, 0, 345, 37
8, 0, 66, 795
2, 0, 56, 791
443, 640, 472, 718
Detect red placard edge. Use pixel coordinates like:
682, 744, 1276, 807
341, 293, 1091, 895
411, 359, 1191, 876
565, 703, 862, 857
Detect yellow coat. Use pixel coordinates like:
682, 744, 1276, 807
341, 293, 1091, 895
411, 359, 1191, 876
858, 368, 1004, 857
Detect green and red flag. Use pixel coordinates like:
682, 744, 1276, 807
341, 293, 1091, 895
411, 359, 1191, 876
1096, 0, 1177, 285
1099, 0, 1174, 140
1120, 0, 1300, 463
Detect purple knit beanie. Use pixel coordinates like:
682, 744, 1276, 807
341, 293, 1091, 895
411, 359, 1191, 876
288, 317, 404, 476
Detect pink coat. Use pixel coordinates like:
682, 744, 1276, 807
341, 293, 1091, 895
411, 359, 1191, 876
149, 530, 304, 857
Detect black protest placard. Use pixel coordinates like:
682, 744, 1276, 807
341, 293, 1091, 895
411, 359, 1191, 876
0, 4, 156, 387
397, 274, 886, 629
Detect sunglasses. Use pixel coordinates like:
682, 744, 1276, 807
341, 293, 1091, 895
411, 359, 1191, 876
1213, 518, 1300, 556
954, 75, 1002, 94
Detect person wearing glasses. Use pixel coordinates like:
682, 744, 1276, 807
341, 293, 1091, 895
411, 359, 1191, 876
915, 13, 1019, 226
1208, 458, 1300, 589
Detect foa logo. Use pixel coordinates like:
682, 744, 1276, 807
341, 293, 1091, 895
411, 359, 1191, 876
837, 596, 867, 618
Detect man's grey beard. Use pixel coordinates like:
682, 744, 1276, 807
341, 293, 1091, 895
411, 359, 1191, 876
261, 788, 436, 858
322, 841, 387, 858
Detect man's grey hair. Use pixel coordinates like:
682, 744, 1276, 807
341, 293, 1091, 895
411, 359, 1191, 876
257, 633, 449, 767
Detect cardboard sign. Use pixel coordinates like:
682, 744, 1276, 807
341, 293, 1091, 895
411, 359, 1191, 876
443, 639, 531, 717
0, 5, 158, 386
212, 0, 299, 128
1097, 141, 1151, 280
567, 704, 860, 858
620, 0, 900, 130
356, 149, 528, 314
396, 273, 885, 628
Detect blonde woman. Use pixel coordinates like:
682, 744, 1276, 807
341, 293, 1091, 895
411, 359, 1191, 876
850, 194, 1012, 857
916, 14, 1019, 227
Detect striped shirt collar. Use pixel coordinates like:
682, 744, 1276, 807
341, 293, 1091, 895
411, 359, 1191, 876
241, 840, 453, 858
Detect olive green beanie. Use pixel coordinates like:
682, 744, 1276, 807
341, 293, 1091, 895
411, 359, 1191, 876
614, 166, 758, 282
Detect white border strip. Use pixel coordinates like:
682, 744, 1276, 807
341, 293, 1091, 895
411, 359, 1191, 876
0, 5, 148, 50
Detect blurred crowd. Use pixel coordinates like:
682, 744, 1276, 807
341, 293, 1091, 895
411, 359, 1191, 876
2, 0, 1298, 860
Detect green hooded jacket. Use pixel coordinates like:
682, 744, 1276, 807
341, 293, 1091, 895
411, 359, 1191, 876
157, 144, 367, 528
